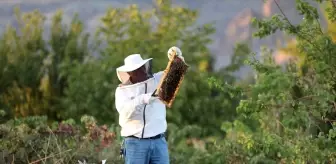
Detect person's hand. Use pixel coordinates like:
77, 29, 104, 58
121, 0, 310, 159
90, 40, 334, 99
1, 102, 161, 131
168, 46, 184, 62
151, 89, 158, 97
143, 93, 159, 104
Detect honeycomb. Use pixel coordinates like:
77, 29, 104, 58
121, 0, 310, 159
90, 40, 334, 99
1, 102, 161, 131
157, 54, 188, 108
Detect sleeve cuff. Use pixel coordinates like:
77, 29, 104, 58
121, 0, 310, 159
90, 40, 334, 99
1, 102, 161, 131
143, 93, 152, 104
143, 93, 158, 104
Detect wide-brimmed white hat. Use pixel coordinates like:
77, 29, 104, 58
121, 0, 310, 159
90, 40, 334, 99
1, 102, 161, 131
116, 54, 152, 83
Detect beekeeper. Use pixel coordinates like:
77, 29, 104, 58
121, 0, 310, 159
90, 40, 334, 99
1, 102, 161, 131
115, 46, 184, 164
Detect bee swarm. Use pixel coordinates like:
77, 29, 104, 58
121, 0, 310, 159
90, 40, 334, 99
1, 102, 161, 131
157, 56, 188, 108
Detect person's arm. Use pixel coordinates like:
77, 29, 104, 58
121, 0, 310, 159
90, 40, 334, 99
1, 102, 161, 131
154, 71, 164, 81
115, 87, 156, 119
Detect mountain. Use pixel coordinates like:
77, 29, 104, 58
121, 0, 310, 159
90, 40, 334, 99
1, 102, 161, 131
0, 0, 327, 71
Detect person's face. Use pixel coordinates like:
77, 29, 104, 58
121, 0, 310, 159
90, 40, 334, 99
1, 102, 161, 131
128, 65, 148, 83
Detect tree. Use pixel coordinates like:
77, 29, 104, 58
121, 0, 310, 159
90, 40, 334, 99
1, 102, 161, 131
277, 0, 336, 134
0, 8, 89, 122
208, 0, 336, 162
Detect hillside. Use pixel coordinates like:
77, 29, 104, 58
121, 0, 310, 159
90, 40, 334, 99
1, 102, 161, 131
0, 0, 326, 70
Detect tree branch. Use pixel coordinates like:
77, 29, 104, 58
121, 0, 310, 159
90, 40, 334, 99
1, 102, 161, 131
28, 149, 72, 164
331, 0, 336, 9
273, 0, 324, 53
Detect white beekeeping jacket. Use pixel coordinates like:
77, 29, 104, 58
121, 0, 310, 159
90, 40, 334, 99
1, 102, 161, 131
114, 71, 167, 138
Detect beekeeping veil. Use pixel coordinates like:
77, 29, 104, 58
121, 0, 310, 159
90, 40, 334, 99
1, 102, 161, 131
116, 54, 153, 84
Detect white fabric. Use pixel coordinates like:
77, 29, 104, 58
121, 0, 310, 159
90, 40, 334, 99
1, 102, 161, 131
115, 46, 184, 138
115, 72, 166, 138
167, 46, 184, 61
116, 54, 152, 83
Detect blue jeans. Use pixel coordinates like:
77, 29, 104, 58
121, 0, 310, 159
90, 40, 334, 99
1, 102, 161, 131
123, 136, 169, 164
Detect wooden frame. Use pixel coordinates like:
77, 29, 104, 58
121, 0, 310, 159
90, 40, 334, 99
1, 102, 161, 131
156, 53, 189, 108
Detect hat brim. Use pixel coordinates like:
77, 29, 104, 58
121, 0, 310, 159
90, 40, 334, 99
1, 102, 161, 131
116, 58, 152, 83
116, 58, 152, 72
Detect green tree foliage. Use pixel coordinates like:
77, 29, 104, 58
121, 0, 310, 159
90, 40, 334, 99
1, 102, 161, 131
2, 0, 336, 163
0, 8, 89, 121
277, 0, 336, 134
206, 0, 336, 163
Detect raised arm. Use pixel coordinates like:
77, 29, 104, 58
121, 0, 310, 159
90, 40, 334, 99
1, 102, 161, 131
115, 87, 156, 119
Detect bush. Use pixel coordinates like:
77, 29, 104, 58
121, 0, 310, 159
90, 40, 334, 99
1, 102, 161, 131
0, 115, 121, 164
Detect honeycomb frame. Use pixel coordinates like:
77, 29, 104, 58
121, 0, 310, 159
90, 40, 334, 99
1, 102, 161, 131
156, 53, 189, 108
